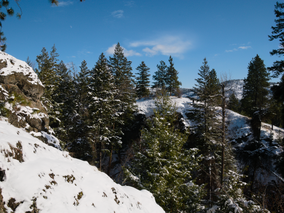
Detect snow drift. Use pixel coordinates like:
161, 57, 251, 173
0, 117, 165, 213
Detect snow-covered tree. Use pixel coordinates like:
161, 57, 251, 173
35, 45, 60, 129
88, 53, 123, 172
124, 93, 204, 212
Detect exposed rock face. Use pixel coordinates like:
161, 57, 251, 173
0, 51, 49, 132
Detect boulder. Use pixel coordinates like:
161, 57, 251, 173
0, 51, 49, 132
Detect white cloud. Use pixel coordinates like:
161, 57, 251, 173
130, 36, 192, 57
54, 1, 74, 7
112, 10, 124, 18
106, 44, 141, 57
124, 1, 135, 7
225, 45, 251, 53
225, 48, 238, 53
239, 46, 251, 50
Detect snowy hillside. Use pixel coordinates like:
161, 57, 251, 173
0, 117, 164, 213
136, 96, 284, 184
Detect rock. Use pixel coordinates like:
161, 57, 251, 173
0, 51, 49, 132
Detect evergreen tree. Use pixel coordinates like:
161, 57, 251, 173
88, 53, 123, 172
108, 42, 137, 119
268, 2, 284, 78
165, 56, 181, 96
124, 93, 204, 212
35, 45, 60, 129
152, 60, 167, 92
227, 92, 240, 113
187, 58, 223, 206
208, 69, 221, 104
52, 61, 76, 145
135, 61, 150, 99
241, 55, 270, 140
69, 60, 92, 161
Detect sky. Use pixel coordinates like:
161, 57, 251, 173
2, 0, 281, 88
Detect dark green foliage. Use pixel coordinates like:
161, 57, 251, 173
268, 2, 284, 78
152, 60, 167, 91
53, 61, 76, 145
88, 53, 123, 170
135, 61, 150, 99
108, 42, 137, 119
68, 60, 92, 161
124, 94, 204, 212
227, 93, 240, 113
0, 0, 16, 51
35, 45, 60, 129
165, 56, 181, 96
241, 55, 270, 140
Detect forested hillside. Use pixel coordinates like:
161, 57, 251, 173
1, 1, 284, 212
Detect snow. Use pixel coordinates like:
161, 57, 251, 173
0, 51, 43, 86
0, 118, 165, 213
136, 95, 284, 186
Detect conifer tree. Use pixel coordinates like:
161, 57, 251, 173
69, 60, 92, 161
52, 61, 76, 144
35, 45, 60, 129
241, 55, 270, 140
135, 61, 150, 99
152, 60, 167, 92
165, 56, 181, 96
187, 58, 223, 206
88, 53, 123, 172
124, 93, 204, 212
227, 92, 240, 113
108, 43, 136, 113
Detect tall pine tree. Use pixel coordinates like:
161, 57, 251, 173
89, 53, 123, 173
135, 61, 150, 99
35, 45, 60, 130
241, 54, 270, 140
152, 60, 167, 92
187, 58, 223, 206
165, 56, 181, 96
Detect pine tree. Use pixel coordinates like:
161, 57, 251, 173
124, 93, 205, 212
52, 61, 76, 145
227, 92, 240, 113
135, 61, 150, 99
268, 2, 284, 78
165, 56, 181, 96
35, 45, 60, 129
241, 54, 270, 140
69, 60, 92, 161
152, 60, 167, 92
108, 42, 136, 110
187, 58, 223, 206
88, 53, 123, 172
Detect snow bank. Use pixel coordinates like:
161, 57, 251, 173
0, 51, 42, 86
0, 119, 164, 213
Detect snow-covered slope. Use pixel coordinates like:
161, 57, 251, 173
0, 117, 164, 213
136, 96, 284, 183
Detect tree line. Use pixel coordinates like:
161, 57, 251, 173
24, 1, 284, 212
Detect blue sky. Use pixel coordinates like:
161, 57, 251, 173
3, 0, 280, 88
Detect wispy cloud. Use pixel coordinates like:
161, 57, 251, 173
225, 45, 251, 53
112, 10, 124, 18
52, 1, 74, 7
106, 44, 141, 57
130, 35, 192, 57
124, 0, 135, 7
239, 46, 251, 50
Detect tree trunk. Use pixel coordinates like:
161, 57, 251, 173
221, 84, 225, 186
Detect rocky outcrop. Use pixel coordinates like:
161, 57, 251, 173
0, 51, 49, 132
